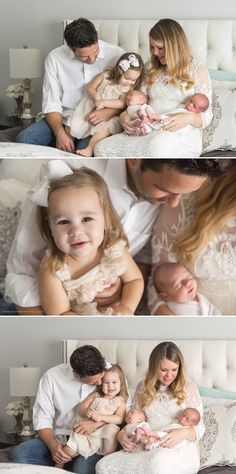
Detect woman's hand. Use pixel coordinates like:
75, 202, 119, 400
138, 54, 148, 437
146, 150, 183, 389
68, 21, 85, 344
159, 428, 190, 448
120, 112, 137, 135
118, 429, 137, 452
162, 112, 195, 132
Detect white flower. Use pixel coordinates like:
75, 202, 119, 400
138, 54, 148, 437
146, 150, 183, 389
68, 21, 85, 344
5, 401, 24, 416
6, 83, 24, 99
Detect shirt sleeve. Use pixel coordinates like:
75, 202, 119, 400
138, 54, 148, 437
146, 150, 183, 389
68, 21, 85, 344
42, 53, 63, 114
33, 372, 55, 431
185, 380, 205, 441
193, 62, 213, 129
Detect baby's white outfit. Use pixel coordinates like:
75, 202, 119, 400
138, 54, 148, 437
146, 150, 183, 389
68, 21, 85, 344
55, 240, 127, 315
67, 72, 130, 139
67, 395, 123, 458
166, 291, 221, 316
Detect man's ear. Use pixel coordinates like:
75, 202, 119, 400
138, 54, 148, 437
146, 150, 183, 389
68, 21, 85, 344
159, 291, 170, 301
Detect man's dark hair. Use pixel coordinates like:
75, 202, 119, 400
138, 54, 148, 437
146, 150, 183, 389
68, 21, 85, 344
64, 18, 98, 50
70, 345, 106, 377
140, 159, 233, 178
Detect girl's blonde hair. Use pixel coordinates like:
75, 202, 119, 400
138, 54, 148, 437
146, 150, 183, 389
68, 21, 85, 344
176, 163, 236, 263
98, 364, 129, 402
107, 52, 145, 90
37, 167, 128, 273
138, 342, 187, 408
147, 18, 194, 90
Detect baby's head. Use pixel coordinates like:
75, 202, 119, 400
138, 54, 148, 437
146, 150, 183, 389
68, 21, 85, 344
185, 93, 209, 113
125, 408, 146, 424
178, 407, 200, 427
99, 364, 129, 402
153, 262, 197, 303
36, 165, 128, 270
126, 90, 148, 107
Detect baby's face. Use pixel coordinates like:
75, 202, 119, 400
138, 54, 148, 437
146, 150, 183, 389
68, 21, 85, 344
185, 95, 207, 113
125, 408, 146, 424
126, 91, 147, 106
178, 408, 199, 427
161, 265, 197, 303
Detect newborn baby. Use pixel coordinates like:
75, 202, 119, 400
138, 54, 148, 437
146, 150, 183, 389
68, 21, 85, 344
125, 407, 200, 451
153, 262, 221, 316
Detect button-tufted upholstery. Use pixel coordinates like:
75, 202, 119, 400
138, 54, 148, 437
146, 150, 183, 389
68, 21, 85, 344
61, 339, 236, 391
63, 19, 236, 71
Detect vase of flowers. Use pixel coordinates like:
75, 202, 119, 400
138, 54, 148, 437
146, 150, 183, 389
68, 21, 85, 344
6, 401, 24, 434
6, 83, 24, 117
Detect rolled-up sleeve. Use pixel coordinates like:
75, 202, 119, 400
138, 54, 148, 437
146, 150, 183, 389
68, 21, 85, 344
33, 373, 55, 431
42, 54, 63, 115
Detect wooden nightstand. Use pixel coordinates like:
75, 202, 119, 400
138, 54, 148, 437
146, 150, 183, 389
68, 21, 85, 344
0, 115, 35, 130
0, 432, 35, 448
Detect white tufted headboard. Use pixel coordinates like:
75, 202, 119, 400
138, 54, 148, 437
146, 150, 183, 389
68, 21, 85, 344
61, 339, 236, 391
63, 19, 236, 71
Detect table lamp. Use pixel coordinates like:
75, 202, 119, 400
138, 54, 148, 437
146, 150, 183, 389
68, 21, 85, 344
10, 364, 41, 436
9, 46, 42, 119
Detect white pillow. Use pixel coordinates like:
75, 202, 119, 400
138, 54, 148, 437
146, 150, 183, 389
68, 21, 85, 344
200, 398, 236, 468
202, 80, 236, 153
0, 178, 29, 292
0, 158, 45, 185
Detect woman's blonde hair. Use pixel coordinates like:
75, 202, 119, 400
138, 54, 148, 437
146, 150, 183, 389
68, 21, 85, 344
98, 364, 129, 402
37, 167, 128, 273
147, 18, 194, 90
138, 342, 187, 408
176, 163, 236, 263
107, 52, 145, 90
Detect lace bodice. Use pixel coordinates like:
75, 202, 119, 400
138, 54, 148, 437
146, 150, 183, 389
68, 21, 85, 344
90, 395, 123, 415
133, 380, 204, 441
55, 239, 127, 315
148, 193, 236, 314
97, 72, 130, 99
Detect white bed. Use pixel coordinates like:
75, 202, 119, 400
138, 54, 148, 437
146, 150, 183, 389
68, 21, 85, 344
0, 18, 236, 157
61, 338, 236, 473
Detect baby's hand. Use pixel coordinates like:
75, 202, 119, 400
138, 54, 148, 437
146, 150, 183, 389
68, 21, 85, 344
90, 412, 102, 422
112, 302, 134, 316
87, 408, 96, 419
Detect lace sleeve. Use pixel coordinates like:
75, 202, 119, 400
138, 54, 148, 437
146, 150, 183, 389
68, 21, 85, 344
193, 62, 213, 128
185, 380, 205, 441
148, 195, 195, 314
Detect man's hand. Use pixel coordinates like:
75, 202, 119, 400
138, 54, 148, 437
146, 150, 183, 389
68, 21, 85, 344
87, 108, 117, 125
56, 128, 75, 153
73, 419, 100, 435
50, 439, 71, 464
95, 278, 122, 309
118, 429, 137, 452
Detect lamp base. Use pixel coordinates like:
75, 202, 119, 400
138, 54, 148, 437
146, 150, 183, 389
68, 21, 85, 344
20, 111, 36, 120
20, 78, 35, 120
20, 424, 36, 437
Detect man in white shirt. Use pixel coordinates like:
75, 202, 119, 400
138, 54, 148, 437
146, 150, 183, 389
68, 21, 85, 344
5, 158, 230, 315
15, 18, 124, 153
10, 345, 111, 473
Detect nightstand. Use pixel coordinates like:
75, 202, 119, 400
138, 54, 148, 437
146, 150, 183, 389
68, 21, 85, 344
0, 432, 35, 448
0, 115, 35, 130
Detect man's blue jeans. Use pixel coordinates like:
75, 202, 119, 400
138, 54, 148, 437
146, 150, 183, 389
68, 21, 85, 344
10, 438, 102, 473
15, 118, 91, 150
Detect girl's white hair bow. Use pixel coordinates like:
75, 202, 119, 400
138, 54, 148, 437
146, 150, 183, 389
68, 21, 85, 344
28, 160, 74, 207
119, 54, 140, 72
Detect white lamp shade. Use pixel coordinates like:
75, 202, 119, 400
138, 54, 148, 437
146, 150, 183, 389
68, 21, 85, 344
9, 48, 42, 79
10, 366, 41, 397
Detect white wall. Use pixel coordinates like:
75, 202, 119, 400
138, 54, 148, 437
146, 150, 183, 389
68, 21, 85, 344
0, 317, 235, 431
0, 0, 235, 115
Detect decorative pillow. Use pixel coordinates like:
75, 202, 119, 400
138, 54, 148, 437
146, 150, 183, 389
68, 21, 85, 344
200, 399, 236, 468
0, 158, 44, 185
0, 178, 29, 292
199, 387, 236, 400
202, 80, 236, 153
209, 69, 236, 82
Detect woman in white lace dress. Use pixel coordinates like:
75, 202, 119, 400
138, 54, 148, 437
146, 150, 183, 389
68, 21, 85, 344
96, 341, 204, 474
148, 161, 236, 315
95, 18, 212, 158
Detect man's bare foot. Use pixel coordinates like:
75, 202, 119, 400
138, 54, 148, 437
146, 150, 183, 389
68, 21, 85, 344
76, 146, 94, 157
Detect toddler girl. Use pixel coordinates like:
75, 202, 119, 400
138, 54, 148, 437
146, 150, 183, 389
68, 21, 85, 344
56, 365, 128, 468
31, 161, 144, 315
66, 52, 144, 156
